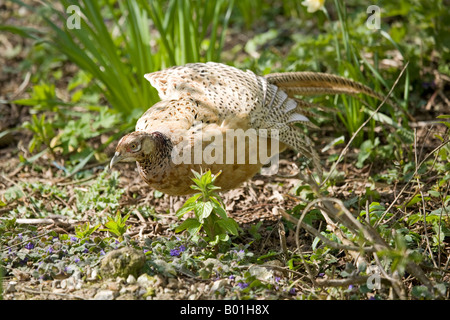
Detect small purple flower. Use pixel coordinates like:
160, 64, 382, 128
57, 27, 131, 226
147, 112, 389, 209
237, 282, 249, 289
25, 242, 34, 250
170, 245, 186, 257
275, 276, 281, 283
70, 237, 78, 242
47, 246, 54, 254
348, 285, 354, 290
74, 257, 80, 263
100, 249, 106, 255
143, 249, 149, 254
289, 288, 296, 295
228, 275, 235, 280
83, 248, 89, 253
318, 272, 325, 277
18, 233, 23, 240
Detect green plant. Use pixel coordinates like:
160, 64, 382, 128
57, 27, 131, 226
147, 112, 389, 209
22, 113, 56, 156
175, 170, 239, 251
75, 222, 101, 241
327, 1, 409, 146
102, 211, 130, 241
247, 221, 263, 241
75, 168, 124, 213
8, 0, 236, 116
16, 76, 121, 170
143, 0, 234, 64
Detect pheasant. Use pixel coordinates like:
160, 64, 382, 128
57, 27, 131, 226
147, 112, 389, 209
110, 62, 386, 195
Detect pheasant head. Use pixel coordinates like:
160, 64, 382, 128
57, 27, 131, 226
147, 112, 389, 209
110, 131, 172, 170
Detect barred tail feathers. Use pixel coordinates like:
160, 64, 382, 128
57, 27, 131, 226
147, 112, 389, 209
265, 72, 387, 102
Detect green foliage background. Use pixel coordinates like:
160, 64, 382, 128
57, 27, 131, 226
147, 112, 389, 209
0, 0, 449, 300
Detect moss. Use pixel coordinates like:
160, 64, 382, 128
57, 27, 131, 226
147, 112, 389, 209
100, 247, 146, 279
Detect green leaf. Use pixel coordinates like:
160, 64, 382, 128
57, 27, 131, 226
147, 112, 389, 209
175, 218, 202, 236
195, 201, 214, 222
154, 190, 164, 198
176, 193, 201, 218
75, 222, 100, 239
68, 150, 95, 176
321, 135, 345, 153
356, 138, 380, 168
411, 285, 433, 299
312, 236, 321, 251
406, 194, 422, 207
216, 218, 239, 236
428, 190, 441, 198
211, 198, 228, 219
209, 233, 229, 246
429, 206, 450, 217
0, 24, 43, 39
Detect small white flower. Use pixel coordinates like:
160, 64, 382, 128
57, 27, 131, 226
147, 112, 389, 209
301, 0, 325, 13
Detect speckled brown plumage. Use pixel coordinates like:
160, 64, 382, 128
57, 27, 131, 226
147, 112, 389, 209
111, 62, 385, 195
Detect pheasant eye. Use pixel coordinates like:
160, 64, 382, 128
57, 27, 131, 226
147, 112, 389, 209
129, 143, 140, 152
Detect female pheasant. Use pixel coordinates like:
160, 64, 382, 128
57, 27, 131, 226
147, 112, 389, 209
110, 62, 385, 195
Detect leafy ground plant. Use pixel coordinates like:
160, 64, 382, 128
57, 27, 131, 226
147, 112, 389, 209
102, 211, 130, 242
175, 170, 240, 250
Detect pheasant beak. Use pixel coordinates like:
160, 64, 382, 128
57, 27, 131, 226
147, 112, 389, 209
109, 151, 122, 169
